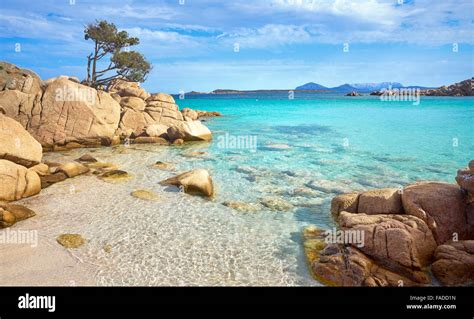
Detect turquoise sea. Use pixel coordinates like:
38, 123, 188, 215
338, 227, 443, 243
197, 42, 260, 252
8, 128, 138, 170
16, 93, 474, 286
179, 93, 474, 196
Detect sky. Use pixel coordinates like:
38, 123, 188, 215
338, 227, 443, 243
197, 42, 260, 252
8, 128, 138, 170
0, 0, 473, 93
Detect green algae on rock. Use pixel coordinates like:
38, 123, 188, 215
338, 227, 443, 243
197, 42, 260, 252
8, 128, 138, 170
222, 200, 263, 212
99, 170, 132, 183
57, 234, 86, 249
131, 189, 159, 201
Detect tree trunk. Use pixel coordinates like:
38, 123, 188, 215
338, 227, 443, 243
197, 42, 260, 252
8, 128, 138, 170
91, 41, 98, 85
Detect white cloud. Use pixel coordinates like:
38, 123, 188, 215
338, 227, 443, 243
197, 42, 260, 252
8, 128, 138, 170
221, 24, 313, 48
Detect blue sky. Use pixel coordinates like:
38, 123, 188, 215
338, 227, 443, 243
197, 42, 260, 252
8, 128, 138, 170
0, 0, 473, 93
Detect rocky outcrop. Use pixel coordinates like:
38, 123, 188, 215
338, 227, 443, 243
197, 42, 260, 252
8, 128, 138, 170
0, 63, 215, 149
160, 169, 214, 197
181, 108, 221, 121
310, 160, 474, 287
0, 114, 42, 167
311, 244, 422, 286
358, 188, 403, 215
370, 79, 473, 97
1, 75, 122, 148
0, 203, 36, 228
331, 193, 359, 217
38, 77, 121, 147
456, 161, 474, 204
0, 62, 42, 95
345, 91, 361, 96
422, 78, 473, 96
167, 121, 212, 142
117, 90, 184, 137
339, 212, 436, 282
0, 159, 41, 201
402, 182, 468, 244
145, 123, 169, 139
431, 240, 474, 286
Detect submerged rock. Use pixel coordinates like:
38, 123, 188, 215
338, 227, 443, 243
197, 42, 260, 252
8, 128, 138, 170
306, 180, 351, 194
180, 151, 210, 158
99, 170, 132, 183
291, 187, 321, 198
0, 208, 16, 228
153, 161, 175, 170
40, 172, 68, 189
85, 162, 118, 172
57, 234, 85, 249
222, 201, 263, 212
260, 196, 293, 212
57, 162, 90, 178
131, 189, 159, 201
160, 169, 214, 197
76, 154, 98, 163
1, 203, 36, 222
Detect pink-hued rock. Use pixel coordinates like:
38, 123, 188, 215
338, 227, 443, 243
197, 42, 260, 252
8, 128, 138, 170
358, 188, 403, 215
311, 244, 425, 286
431, 240, 474, 286
456, 161, 474, 204
330, 193, 359, 217
402, 182, 468, 244
338, 212, 436, 281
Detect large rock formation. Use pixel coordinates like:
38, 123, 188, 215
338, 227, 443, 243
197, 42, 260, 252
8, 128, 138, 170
167, 121, 212, 142
311, 244, 422, 286
357, 188, 403, 215
0, 159, 41, 201
431, 240, 474, 286
310, 160, 474, 286
0, 63, 214, 148
35, 77, 121, 147
456, 161, 474, 204
0, 114, 42, 167
339, 212, 436, 282
117, 92, 183, 137
402, 182, 468, 244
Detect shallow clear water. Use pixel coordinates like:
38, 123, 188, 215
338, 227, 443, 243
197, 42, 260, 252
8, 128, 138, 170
16, 94, 474, 286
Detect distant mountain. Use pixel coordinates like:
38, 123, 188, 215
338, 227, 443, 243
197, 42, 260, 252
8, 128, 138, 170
295, 82, 328, 90
296, 82, 412, 93
330, 84, 357, 92
349, 82, 404, 92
